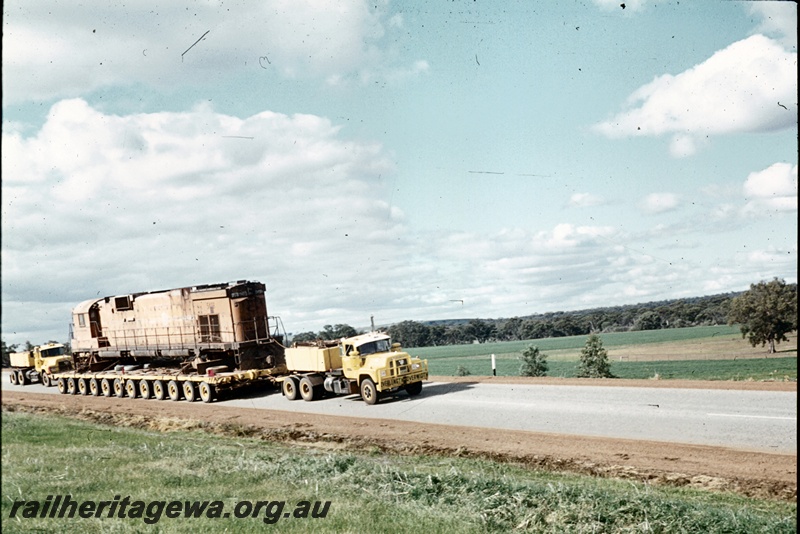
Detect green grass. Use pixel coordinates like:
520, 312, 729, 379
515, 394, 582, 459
404, 326, 798, 380
2, 411, 795, 533
407, 325, 743, 360
429, 357, 798, 380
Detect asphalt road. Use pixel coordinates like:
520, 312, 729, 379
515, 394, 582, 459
3, 374, 796, 454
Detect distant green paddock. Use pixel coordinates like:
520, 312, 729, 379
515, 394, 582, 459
422, 356, 797, 381
403, 326, 797, 380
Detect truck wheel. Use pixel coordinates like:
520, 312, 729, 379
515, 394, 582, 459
113, 378, 125, 397
139, 380, 152, 400
67, 377, 78, 395
89, 378, 100, 396
125, 380, 138, 399
9, 371, 18, 385
167, 380, 182, 401
282, 377, 299, 400
152, 380, 166, 400
78, 378, 89, 395
57, 378, 67, 394
101, 379, 113, 397
199, 382, 215, 403
360, 378, 379, 405
20, 371, 30, 386
404, 381, 423, 397
182, 381, 197, 402
42, 373, 52, 387
299, 377, 316, 402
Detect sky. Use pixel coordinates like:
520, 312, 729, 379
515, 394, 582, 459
2, 0, 797, 345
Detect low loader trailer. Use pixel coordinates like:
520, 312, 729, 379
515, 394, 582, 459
51, 363, 288, 403
278, 331, 428, 405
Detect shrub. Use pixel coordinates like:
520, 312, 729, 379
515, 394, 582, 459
577, 334, 613, 378
455, 365, 471, 377
519, 345, 548, 377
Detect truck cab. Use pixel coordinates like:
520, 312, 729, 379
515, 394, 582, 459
282, 332, 428, 404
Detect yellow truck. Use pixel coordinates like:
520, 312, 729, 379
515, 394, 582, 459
279, 331, 428, 405
8, 343, 72, 387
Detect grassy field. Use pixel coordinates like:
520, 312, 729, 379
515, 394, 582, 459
2, 411, 795, 533
403, 326, 798, 380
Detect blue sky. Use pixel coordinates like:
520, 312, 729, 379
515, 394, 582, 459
2, 0, 797, 345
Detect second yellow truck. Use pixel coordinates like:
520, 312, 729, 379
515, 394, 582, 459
280, 331, 428, 405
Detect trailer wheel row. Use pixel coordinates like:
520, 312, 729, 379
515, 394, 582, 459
56, 377, 216, 403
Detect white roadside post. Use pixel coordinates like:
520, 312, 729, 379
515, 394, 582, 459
491, 354, 496, 376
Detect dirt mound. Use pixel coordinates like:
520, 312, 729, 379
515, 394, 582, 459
2, 391, 795, 502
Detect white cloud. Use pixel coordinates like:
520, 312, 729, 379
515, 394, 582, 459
2, 101, 796, 345
1, 0, 426, 104
742, 162, 798, 214
640, 193, 680, 214
594, 35, 797, 156
749, 3, 797, 50
568, 192, 606, 208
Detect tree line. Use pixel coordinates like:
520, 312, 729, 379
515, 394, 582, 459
286, 280, 795, 354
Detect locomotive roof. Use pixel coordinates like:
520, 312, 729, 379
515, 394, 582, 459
70, 280, 263, 313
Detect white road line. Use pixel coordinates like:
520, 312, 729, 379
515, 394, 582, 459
707, 413, 796, 421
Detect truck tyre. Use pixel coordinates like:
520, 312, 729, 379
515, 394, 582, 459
101, 379, 113, 397
282, 377, 299, 400
404, 381, 423, 397
199, 382, 215, 403
78, 378, 89, 395
57, 377, 67, 394
42, 373, 52, 387
167, 380, 182, 401
139, 380, 152, 400
152, 380, 166, 400
89, 378, 100, 396
182, 381, 197, 402
20, 371, 30, 386
67, 377, 78, 395
299, 377, 316, 402
113, 378, 125, 398
9, 371, 18, 385
360, 378, 379, 405
125, 380, 138, 399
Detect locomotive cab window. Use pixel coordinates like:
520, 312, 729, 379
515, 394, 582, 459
198, 314, 221, 342
77, 314, 86, 328
114, 296, 132, 311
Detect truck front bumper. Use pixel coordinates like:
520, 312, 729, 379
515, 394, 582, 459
377, 370, 428, 391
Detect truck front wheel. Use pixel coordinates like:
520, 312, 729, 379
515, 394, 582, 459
282, 377, 299, 400
404, 381, 423, 397
42, 373, 52, 387
360, 378, 379, 405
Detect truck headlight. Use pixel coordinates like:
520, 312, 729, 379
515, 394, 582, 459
411, 363, 420, 370
380, 370, 387, 377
